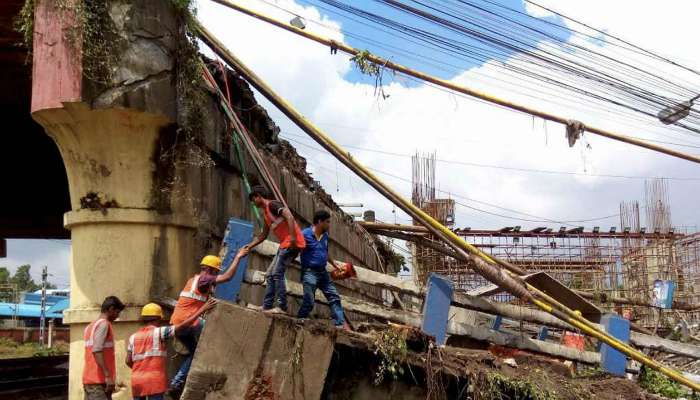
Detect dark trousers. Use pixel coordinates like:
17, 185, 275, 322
297, 268, 345, 326
263, 248, 299, 311
170, 323, 202, 390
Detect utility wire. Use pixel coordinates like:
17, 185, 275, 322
282, 135, 624, 225
297, 0, 700, 136
254, 0, 700, 146
281, 131, 700, 181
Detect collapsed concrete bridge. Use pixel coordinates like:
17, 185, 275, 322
3, 1, 700, 399
4, 1, 395, 397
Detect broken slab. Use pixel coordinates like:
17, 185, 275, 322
184, 302, 654, 400
182, 303, 335, 400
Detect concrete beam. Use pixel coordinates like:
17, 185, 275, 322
242, 269, 602, 365
252, 240, 700, 360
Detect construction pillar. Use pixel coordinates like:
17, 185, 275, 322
30, 1, 197, 398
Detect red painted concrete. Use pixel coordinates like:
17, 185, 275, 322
31, 0, 82, 113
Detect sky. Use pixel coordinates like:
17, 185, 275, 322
4, 0, 700, 287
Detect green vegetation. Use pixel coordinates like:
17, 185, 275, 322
13, 0, 34, 60
638, 366, 698, 399
478, 372, 559, 400
350, 49, 390, 100
0, 265, 56, 302
0, 337, 68, 359
372, 328, 409, 384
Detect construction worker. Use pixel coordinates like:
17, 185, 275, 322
244, 185, 306, 314
168, 248, 248, 396
83, 296, 125, 400
126, 299, 216, 400
297, 210, 350, 330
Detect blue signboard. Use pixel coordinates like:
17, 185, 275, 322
652, 280, 676, 309
215, 218, 254, 302
421, 273, 454, 345
600, 313, 630, 376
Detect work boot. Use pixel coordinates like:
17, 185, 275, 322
263, 307, 286, 314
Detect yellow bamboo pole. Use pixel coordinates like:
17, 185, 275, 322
194, 20, 700, 391
208, 0, 700, 165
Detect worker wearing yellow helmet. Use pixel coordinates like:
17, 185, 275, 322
168, 248, 249, 397
126, 300, 215, 400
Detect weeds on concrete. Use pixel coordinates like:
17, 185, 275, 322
157, 0, 216, 207
13, 0, 34, 60
474, 371, 559, 400
638, 366, 698, 399
425, 342, 447, 400
372, 327, 409, 384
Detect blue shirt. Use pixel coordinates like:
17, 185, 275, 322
300, 227, 329, 270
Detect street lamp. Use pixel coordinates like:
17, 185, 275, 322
657, 94, 700, 125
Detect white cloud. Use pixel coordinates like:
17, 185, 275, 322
197, 0, 700, 236
19, 0, 700, 289
2, 240, 71, 289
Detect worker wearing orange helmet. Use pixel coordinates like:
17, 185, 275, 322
168, 248, 248, 397
126, 299, 216, 400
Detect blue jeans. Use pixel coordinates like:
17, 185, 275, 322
263, 248, 299, 311
169, 323, 203, 390
297, 268, 345, 326
134, 395, 164, 400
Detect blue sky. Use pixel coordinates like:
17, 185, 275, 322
5, 0, 700, 289
294, 0, 573, 83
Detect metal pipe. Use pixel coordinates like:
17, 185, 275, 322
208, 0, 700, 166
194, 20, 700, 391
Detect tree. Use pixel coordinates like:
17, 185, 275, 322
0, 265, 57, 302
9, 265, 45, 293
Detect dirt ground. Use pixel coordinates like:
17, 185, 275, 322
443, 346, 659, 400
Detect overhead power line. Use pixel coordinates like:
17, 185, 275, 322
210, 0, 700, 164
283, 135, 624, 225
281, 132, 700, 181
255, 0, 700, 149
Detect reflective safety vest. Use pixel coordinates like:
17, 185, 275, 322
83, 318, 116, 385
129, 326, 168, 396
263, 199, 306, 249
171, 274, 209, 325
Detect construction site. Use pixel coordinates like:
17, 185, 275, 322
2, 0, 700, 399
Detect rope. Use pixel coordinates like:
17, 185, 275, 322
200, 62, 289, 212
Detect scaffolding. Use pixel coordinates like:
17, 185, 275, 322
423, 179, 700, 329
411, 152, 456, 288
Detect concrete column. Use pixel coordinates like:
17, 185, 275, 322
30, 1, 194, 398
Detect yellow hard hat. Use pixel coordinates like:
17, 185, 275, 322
200, 255, 222, 271
141, 303, 164, 319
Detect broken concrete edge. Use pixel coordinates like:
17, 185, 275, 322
254, 239, 700, 361
183, 301, 570, 400
207, 59, 398, 272
242, 268, 603, 365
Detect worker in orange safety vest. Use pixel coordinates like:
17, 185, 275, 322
126, 299, 216, 400
83, 296, 125, 400
168, 248, 249, 397
243, 185, 306, 314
